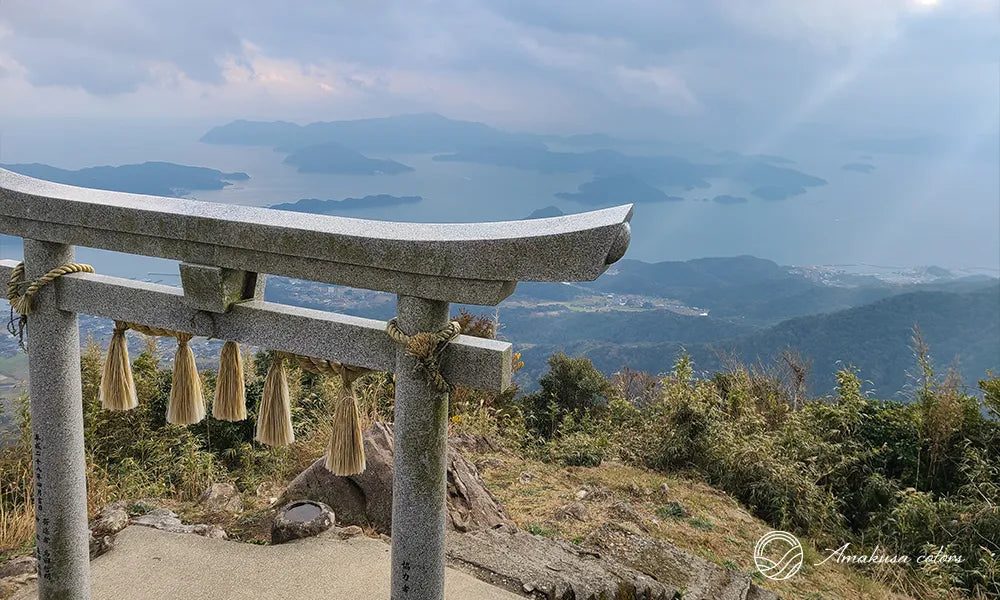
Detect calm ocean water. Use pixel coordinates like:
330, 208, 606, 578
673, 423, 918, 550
1, 117, 997, 282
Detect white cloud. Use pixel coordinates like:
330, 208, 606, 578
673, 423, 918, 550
0, 0, 993, 140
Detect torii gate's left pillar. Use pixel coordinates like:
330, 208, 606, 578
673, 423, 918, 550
24, 240, 92, 600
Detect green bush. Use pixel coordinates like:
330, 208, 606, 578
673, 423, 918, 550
519, 353, 611, 439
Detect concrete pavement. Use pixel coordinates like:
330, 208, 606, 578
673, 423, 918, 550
14, 526, 523, 600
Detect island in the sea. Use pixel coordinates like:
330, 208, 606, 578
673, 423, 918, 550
282, 142, 414, 175
556, 174, 683, 206
271, 195, 423, 214
0, 161, 249, 197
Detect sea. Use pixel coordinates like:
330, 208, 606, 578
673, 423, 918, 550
1, 116, 997, 286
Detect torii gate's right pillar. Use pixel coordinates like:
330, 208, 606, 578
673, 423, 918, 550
390, 295, 451, 600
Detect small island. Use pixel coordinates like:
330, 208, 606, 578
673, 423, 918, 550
556, 174, 683, 206
271, 195, 423, 214
0, 162, 249, 197
282, 142, 414, 175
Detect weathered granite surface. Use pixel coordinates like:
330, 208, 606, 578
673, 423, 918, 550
282, 422, 511, 534
90, 503, 129, 538
447, 525, 678, 600
0, 557, 37, 579
131, 509, 226, 539
584, 523, 779, 600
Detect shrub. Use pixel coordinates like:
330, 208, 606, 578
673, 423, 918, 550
519, 353, 611, 439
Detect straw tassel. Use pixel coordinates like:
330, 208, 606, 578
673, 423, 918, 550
212, 341, 247, 421
166, 333, 206, 425
99, 321, 138, 411
255, 353, 294, 446
326, 367, 367, 476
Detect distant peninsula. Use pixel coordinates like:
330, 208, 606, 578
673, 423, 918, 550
713, 195, 748, 204
0, 162, 249, 197
556, 174, 683, 206
200, 113, 540, 154
200, 114, 828, 199
282, 142, 414, 175
271, 195, 423, 214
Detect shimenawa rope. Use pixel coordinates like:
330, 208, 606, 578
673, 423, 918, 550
5, 261, 462, 475
6, 261, 95, 349
385, 318, 461, 393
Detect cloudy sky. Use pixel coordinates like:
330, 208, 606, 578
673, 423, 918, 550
1, 0, 997, 146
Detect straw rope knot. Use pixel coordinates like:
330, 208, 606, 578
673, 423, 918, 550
385, 318, 461, 393
6, 261, 95, 349
288, 354, 370, 383
124, 322, 183, 338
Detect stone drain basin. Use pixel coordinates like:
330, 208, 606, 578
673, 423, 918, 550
271, 500, 335, 545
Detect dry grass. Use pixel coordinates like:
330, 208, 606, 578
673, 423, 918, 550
475, 452, 943, 600
0, 455, 33, 559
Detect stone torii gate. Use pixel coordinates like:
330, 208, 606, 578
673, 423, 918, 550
0, 167, 632, 600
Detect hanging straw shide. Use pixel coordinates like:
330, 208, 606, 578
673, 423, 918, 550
213, 341, 247, 421
256, 353, 294, 446
99, 321, 138, 411
167, 332, 206, 425
326, 365, 368, 476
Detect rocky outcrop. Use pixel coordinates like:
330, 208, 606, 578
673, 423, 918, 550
447, 525, 678, 600
0, 556, 37, 598
0, 557, 36, 579
0, 572, 36, 598
282, 422, 510, 533
131, 508, 226, 539
91, 503, 129, 537
584, 523, 779, 600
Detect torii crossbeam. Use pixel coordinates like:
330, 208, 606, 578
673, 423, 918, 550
0, 167, 632, 600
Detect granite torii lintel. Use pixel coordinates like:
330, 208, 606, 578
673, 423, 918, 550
0, 167, 633, 600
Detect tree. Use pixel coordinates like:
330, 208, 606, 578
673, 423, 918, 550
519, 353, 610, 439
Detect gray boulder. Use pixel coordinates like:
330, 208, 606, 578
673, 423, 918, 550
282, 422, 510, 533
91, 503, 129, 537
198, 482, 244, 513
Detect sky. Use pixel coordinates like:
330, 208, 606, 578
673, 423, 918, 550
0, 0, 997, 146
0, 1, 997, 271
